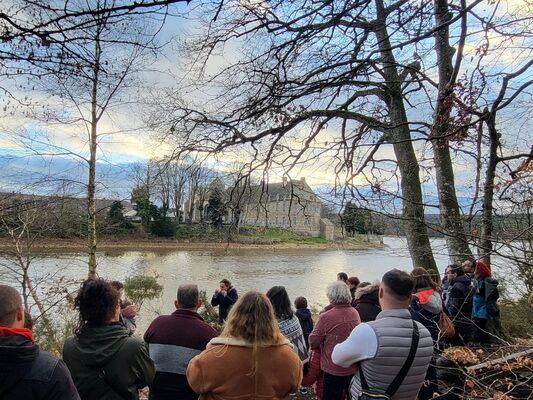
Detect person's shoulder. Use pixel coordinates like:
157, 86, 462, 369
25, 350, 61, 382
120, 335, 146, 353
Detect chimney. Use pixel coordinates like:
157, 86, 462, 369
282, 176, 288, 186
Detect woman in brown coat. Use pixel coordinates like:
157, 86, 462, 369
187, 291, 303, 399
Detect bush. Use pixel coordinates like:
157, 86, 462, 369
198, 290, 222, 331
174, 224, 195, 239
499, 297, 533, 338
150, 217, 176, 237
124, 275, 163, 311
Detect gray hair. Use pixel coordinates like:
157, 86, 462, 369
327, 281, 352, 304
177, 284, 199, 309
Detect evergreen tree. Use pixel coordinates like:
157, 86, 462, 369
207, 186, 225, 227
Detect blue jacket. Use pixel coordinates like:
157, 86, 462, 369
472, 278, 499, 320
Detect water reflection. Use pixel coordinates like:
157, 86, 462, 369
0, 237, 461, 331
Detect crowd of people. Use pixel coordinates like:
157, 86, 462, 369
0, 258, 501, 400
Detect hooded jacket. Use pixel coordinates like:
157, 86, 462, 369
445, 274, 475, 343
353, 283, 381, 322
0, 327, 80, 400
295, 308, 314, 348
446, 274, 473, 319
410, 288, 443, 341
63, 324, 155, 400
186, 337, 302, 400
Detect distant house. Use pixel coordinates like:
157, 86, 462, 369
227, 177, 329, 237
178, 177, 333, 238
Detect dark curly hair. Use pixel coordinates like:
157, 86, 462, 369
266, 286, 293, 320
74, 279, 119, 335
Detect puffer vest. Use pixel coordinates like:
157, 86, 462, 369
349, 309, 434, 400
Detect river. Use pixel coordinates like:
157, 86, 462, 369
1, 236, 460, 331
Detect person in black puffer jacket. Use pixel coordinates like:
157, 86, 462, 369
353, 282, 381, 322
0, 284, 80, 400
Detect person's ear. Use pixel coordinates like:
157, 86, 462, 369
379, 287, 384, 299
197, 298, 203, 309
174, 300, 179, 309
16, 306, 24, 322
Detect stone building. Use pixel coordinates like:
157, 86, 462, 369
228, 177, 326, 237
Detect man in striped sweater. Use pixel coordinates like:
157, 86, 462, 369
144, 284, 218, 400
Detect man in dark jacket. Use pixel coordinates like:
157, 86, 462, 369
0, 285, 80, 400
144, 284, 218, 400
445, 264, 475, 344
211, 278, 238, 324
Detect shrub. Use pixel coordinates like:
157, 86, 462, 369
150, 217, 176, 237
124, 275, 163, 311
499, 297, 533, 338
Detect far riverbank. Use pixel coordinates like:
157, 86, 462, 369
0, 237, 384, 254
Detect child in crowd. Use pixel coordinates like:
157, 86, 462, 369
295, 296, 314, 349
110, 281, 137, 335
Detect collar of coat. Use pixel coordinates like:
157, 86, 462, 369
209, 336, 292, 348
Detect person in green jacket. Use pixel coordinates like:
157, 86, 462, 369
63, 279, 155, 400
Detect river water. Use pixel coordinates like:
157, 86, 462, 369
1, 236, 460, 331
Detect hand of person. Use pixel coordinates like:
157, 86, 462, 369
221, 290, 227, 297
215, 289, 220, 295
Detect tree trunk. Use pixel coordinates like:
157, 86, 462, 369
432, 0, 473, 263
87, 23, 102, 279
479, 112, 499, 265
374, 0, 437, 273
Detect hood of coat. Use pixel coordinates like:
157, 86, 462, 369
296, 308, 312, 322
72, 324, 130, 368
0, 333, 39, 396
413, 289, 443, 314
354, 282, 380, 301
208, 336, 291, 348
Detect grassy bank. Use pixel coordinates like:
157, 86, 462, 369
0, 227, 383, 253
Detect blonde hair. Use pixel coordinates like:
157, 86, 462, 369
220, 291, 286, 376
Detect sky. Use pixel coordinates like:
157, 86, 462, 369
0, 0, 531, 209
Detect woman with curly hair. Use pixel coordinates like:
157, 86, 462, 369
187, 291, 302, 399
63, 279, 155, 400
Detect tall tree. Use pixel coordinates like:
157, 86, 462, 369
1, 0, 190, 278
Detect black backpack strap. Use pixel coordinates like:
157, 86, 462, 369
359, 364, 370, 391
385, 321, 420, 397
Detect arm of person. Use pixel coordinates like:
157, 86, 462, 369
211, 293, 220, 307
331, 323, 378, 368
187, 355, 209, 394
447, 286, 461, 317
134, 341, 156, 389
308, 315, 326, 350
290, 359, 304, 393
410, 298, 420, 321
220, 289, 238, 306
301, 350, 321, 387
